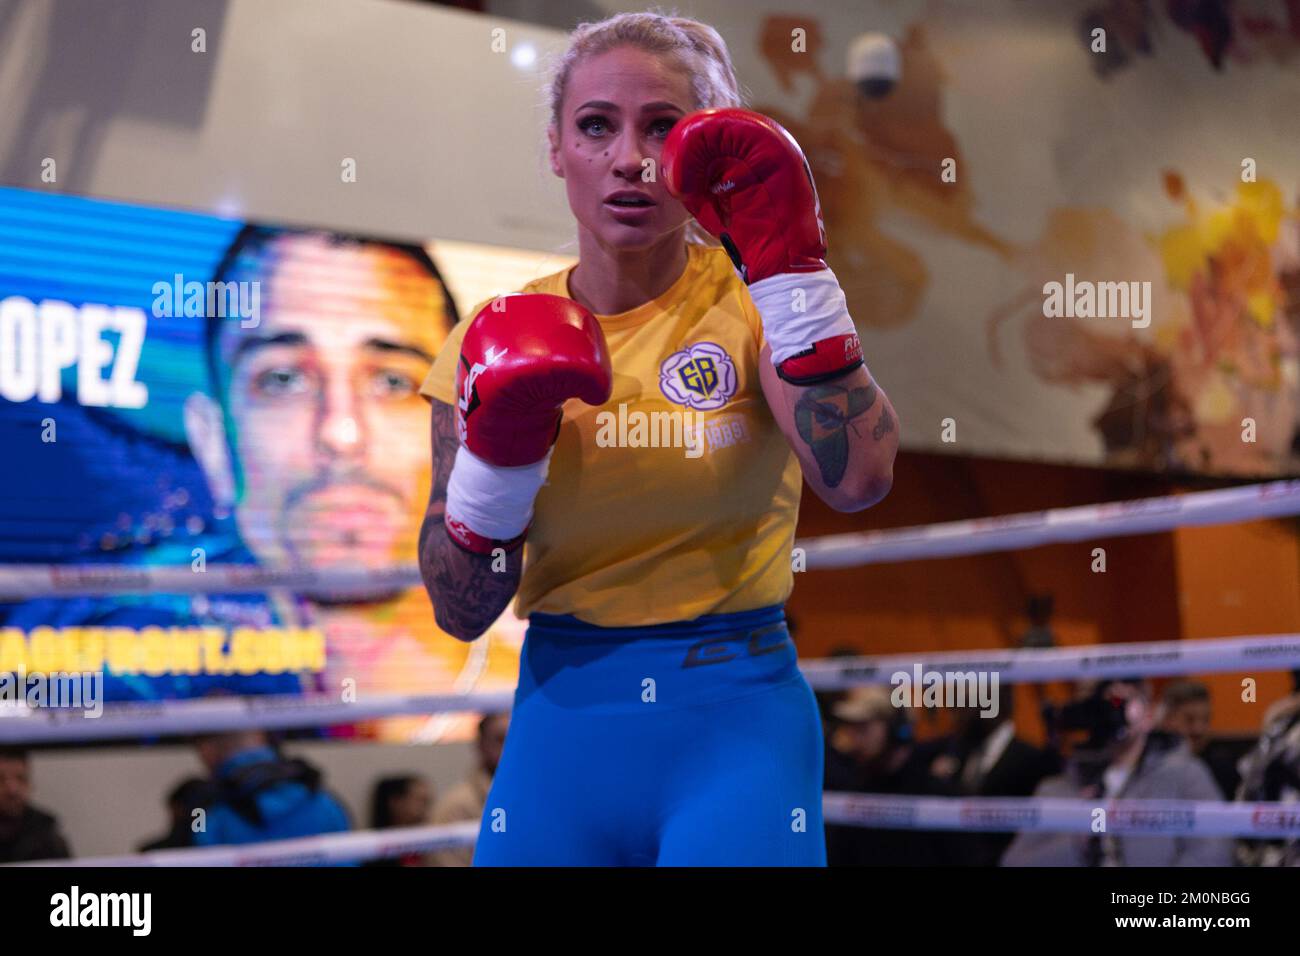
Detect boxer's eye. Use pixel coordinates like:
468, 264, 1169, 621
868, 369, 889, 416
577, 115, 609, 137
647, 118, 675, 139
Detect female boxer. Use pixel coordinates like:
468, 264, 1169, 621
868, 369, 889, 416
417, 11, 898, 865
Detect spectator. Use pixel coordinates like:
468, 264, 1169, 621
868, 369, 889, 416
814, 645, 864, 742
365, 775, 434, 867
1160, 679, 1238, 798
0, 746, 71, 863
430, 712, 508, 866
138, 777, 212, 852
191, 730, 350, 849
1017, 594, 1056, 649
1003, 679, 1232, 866
1015, 594, 1060, 718
1235, 669, 1300, 866
928, 686, 1059, 865
822, 686, 946, 865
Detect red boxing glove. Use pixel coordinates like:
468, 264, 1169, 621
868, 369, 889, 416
446, 294, 612, 554
664, 109, 862, 386
662, 107, 827, 285
456, 294, 612, 467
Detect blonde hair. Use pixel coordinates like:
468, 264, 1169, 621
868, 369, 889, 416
547, 12, 744, 249
548, 11, 744, 130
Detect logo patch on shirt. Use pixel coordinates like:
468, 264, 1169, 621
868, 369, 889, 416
659, 342, 737, 411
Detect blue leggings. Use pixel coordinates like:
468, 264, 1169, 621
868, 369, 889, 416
473, 605, 826, 866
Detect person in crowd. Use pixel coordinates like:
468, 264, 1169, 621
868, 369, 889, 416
822, 686, 946, 865
1015, 594, 1062, 718
371, 774, 434, 830
0, 746, 71, 863
814, 645, 866, 743
1235, 669, 1300, 866
1159, 679, 1238, 798
1003, 678, 1232, 866
928, 686, 1059, 865
191, 730, 350, 848
429, 712, 509, 866
364, 774, 434, 867
138, 777, 213, 851
1017, 594, 1057, 649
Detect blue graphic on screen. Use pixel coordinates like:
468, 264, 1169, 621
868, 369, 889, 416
0, 187, 297, 702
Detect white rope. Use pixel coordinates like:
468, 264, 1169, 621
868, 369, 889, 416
823, 793, 1300, 838
797, 479, 1300, 570
2, 481, 1296, 598
12, 821, 479, 868
0, 563, 421, 600
800, 633, 1300, 691
4, 633, 1298, 743
0, 689, 516, 744
13, 794, 1299, 867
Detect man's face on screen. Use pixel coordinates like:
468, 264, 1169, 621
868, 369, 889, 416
213, 236, 448, 576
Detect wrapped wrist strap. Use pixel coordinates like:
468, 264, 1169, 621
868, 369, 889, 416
747, 268, 864, 384
445, 518, 528, 556
444, 444, 550, 555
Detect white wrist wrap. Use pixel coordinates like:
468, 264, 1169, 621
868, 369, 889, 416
747, 268, 856, 366
445, 444, 552, 541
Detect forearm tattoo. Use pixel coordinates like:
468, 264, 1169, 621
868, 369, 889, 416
793, 382, 879, 487
872, 404, 895, 442
419, 401, 521, 637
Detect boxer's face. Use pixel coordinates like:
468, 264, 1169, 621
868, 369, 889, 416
200, 237, 448, 576
550, 45, 695, 250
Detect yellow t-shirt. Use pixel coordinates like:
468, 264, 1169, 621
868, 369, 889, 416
420, 243, 802, 626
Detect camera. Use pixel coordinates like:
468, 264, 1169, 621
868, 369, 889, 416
847, 32, 902, 99
1044, 679, 1143, 751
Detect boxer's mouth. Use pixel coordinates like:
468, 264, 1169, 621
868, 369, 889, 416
604, 190, 655, 207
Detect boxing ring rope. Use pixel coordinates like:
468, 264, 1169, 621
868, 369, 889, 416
796, 478, 1300, 569
12, 821, 480, 867
0, 689, 519, 743
3, 633, 1300, 743
1, 480, 1297, 600
799, 633, 1300, 691
11, 796, 1298, 867
821, 794, 1300, 838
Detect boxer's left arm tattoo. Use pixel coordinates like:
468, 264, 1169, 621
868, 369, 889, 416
792, 382, 877, 487
759, 346, 898, 511
872, 404, 895, 442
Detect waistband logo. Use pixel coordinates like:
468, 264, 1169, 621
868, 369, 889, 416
682, 624, 790, 668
